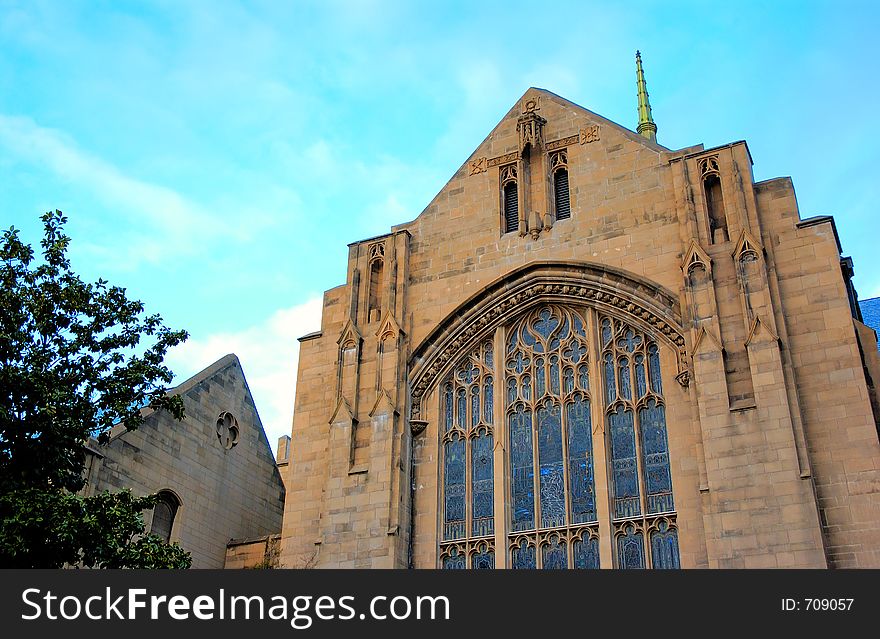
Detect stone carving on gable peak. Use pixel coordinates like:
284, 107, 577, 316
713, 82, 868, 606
522, 95, 541, 114
469, 156, 487, 175
579, 125, 600, 145
517, 106, 546, 154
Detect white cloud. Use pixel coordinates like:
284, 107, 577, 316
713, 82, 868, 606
165, 297, 323, 456
0, 114, 220, 263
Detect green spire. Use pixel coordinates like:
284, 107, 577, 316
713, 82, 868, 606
636, 50, 657, 142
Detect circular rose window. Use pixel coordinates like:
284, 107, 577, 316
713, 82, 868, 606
216, 411, 240, 450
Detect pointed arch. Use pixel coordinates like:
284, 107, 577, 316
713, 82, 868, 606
408, 261, 687, 422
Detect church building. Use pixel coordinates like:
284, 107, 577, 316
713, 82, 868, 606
278, 53, 880, 569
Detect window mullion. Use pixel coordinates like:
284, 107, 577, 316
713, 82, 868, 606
588, 310, 614, 568
492, 326, 507, 569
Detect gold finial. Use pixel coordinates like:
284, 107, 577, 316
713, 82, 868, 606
636, 50, 658, 142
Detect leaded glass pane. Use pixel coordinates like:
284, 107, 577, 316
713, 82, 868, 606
567, 397, 596, 524
635, 354, 647, 399
510, 406, 535, 532
572, 535, 600, 569
520, 325, 537, 351
444, 384, 453, 432
456, 389, 466, 429
604, 353, 616, 403
541, 536, 567, 569
472, 431, 494, 537
563, 367, 574, 394
618, 356, 631, 400
521, 374, 531, 401
507, 377, 517, 404
444, 434, 466, 540
471, 385, 479, 427
617, 526, 645, 569
610, 406, 641, 518
650, 522, 680, 569
537, 400, 565, 529
533, 308, 559, 339
601, 318, 612, 346
484, 377, 493, 424
640, 400, 674, 514
483, 340, 493, 369
472, 548, 495, 570
536, 357, 545, 397
577, 363, 589, 391
549, 355, 560, 395
442, 547, 466, 570
511, 539, 536, 569
648, 342, 663, 394
573, 313, 586, 339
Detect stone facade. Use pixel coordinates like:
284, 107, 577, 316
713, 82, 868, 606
83, 354, 286, 568
279, 87, 880, 569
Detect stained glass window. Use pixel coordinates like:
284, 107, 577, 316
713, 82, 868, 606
511, 538, 536, 569
440, 339, 496, 564
601, 314, 679, 569
438, 306, 680, 569
616, 524, 645, 569
572, 534, 600, 569
503, 305, 599, 568
650, 519, 680, 569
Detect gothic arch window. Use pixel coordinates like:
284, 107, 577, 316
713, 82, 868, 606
437, 304, 680, 569
700, 157, 727, 244
150, 490, 180, 543
550, 150, 570, 221
368, 243, 385, 323
501, 165, 519, 234
439, 339, 496, 569
600, 315, 679, 569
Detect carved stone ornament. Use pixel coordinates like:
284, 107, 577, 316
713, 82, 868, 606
580, 125, 600, 144
410, 419, 428, 436
546, 135, 579, 152
469, 157, 487, 175
699, 156, 720, 177
369, 241, 385, 261
517, 111, 546, 153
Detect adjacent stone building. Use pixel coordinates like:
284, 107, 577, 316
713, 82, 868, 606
279, 54, 880, 569
83, 354, 286, 568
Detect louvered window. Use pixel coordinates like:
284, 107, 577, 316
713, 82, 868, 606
554, 168, 571, 220
503, 182, 519, 234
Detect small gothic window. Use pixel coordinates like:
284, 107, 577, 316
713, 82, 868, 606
550, 150, 570, 221
700, 158, 727, 244
216, 411, 240, 450
554, 168, 570, 220
368, 258, 384, 322
501, 164, 519, 234
150, 491, 180, 543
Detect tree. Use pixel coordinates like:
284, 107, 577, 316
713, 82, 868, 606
0, 210, 192, 568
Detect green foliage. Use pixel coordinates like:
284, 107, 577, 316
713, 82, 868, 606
0, 489, 191, 568
0, 211, 192, 568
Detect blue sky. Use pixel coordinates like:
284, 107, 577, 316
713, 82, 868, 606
2, 0, 878, 452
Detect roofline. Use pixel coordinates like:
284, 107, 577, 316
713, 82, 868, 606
104, 353, 241, 441
669, 140, 753, 166
796, 215, 843, 254
346, 228, 412, 248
